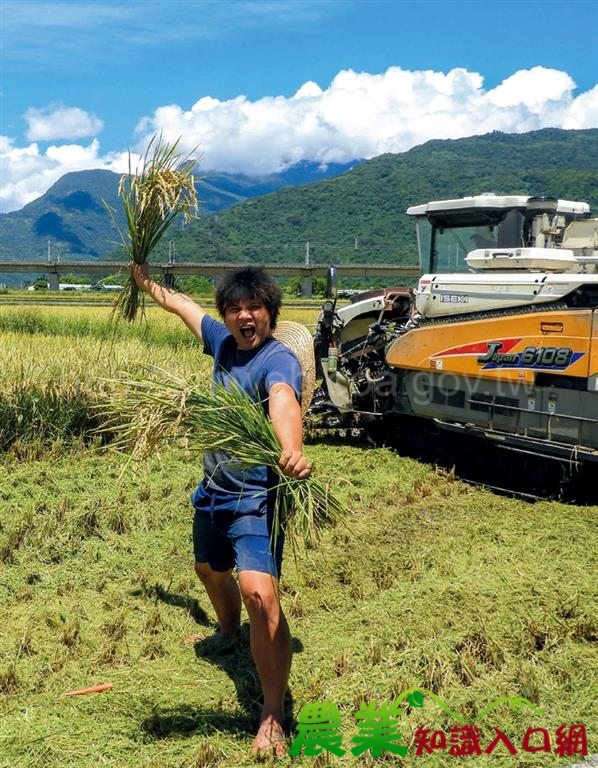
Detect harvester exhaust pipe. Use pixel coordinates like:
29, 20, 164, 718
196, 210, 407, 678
326, 265, 338, 300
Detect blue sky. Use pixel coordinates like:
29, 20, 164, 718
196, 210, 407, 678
1, 0, 597, 211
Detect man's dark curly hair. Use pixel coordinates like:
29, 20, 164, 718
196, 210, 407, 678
215, 267, 283, 329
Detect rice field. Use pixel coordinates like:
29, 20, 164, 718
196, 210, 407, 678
0, 305, 317, 454
0, 300, 596, 767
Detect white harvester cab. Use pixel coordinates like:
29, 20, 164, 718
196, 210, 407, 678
407, 194, 598, 318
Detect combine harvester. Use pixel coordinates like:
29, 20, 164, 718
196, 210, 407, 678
312, 194, 598, 478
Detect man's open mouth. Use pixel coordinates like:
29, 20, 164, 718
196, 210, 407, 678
240, 326, 255, 340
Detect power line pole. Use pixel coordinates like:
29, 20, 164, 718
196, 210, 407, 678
168, 239, 176, 265
305, 241, 310, 267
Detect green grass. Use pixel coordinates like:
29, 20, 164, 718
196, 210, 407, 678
0, 303, 596, 766
1, 290, 332, 306
2, 290, 123, 301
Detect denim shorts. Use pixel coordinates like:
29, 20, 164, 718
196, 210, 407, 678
192, 500, 284, 578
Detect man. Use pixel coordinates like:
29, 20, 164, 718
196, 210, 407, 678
131, 263, 311, 756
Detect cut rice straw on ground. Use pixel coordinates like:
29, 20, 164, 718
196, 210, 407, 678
98, 366, 345, 551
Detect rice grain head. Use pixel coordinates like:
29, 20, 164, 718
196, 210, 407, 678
108, 134, 199, 322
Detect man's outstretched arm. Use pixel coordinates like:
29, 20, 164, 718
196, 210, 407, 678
269, 382, 312, 480
130, 262, 207, 341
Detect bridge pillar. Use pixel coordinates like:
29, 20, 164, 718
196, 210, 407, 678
300, 276, 313, 298
163, 271, 176, 290
47, 271, 59, 291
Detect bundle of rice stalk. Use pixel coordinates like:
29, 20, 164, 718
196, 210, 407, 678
105, 134, 198, 321
99, 367, 344, 550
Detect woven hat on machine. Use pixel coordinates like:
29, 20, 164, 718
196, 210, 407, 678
272, 320, 316, 416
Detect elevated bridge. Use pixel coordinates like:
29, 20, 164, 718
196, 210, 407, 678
0, 260, 421, 297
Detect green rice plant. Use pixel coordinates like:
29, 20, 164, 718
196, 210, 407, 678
105, 134, 198, 321
0, 304, 204, 349
0, 303, 317, 452
98, 366, 344, 550
0, 305, 319, 348
0, 324, 212, 451
0, 374, 99, 452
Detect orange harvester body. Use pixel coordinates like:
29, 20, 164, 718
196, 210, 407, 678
386, 309, 598, 385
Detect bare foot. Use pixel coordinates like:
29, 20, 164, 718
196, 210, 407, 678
183, 633, 206, 645
251, 713, 286, 758
184, 625, 240, 645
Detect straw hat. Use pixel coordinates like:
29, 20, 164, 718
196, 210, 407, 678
272, 320, 316, 415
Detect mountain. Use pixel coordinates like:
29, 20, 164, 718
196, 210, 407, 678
197, 161, 360, 207
0, 170, 122, 261
170, 128, 598, 266
2, 129, 597, 271
0, 161, 358, 262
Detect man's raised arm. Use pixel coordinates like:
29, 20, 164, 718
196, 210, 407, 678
130, 262, 206, 341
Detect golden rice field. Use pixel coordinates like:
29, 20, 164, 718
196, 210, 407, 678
0, 300, 596, 767
0, 304, 318, 455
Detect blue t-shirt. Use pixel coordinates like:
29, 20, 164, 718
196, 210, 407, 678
192, 315, 303, 514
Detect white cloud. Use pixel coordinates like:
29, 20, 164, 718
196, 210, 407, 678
1, 65, 597, 213
134, 65, 597, 175
563, 85, 598, 129
485, 67, 575, 109
25, 105, 104, 141
0, 138, 131, 213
